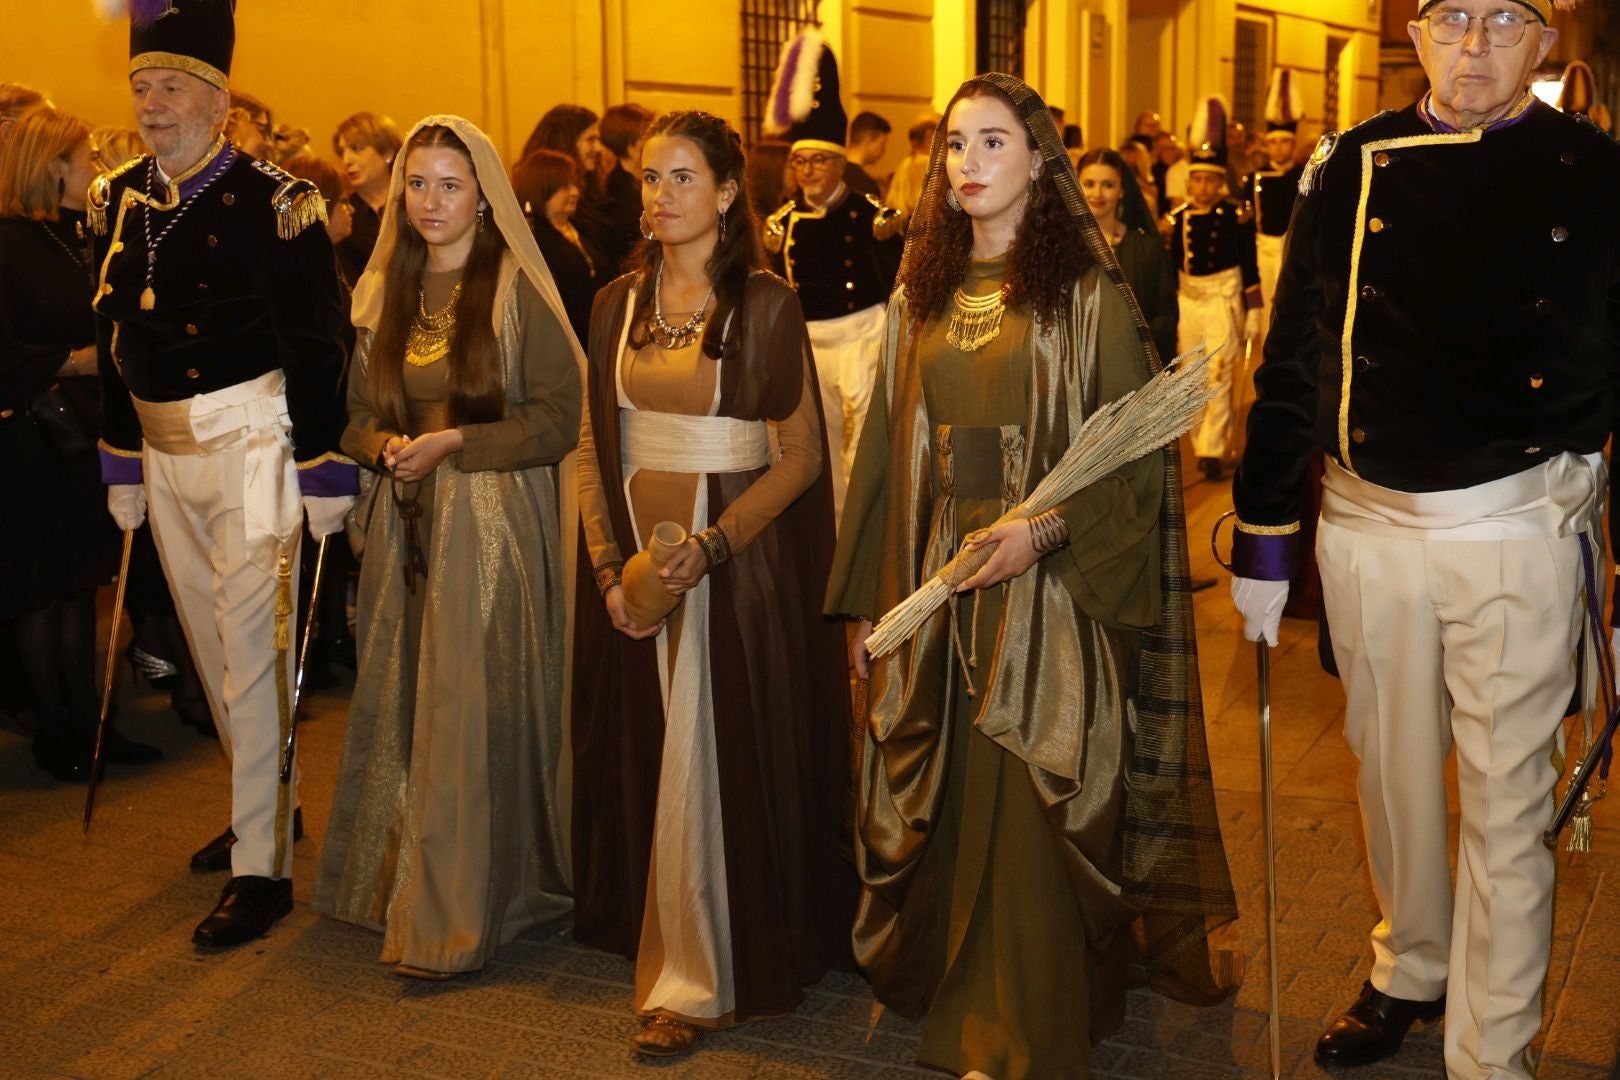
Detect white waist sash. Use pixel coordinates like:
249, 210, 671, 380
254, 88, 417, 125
1179, 265, 1244, 302
1321, 452, 1603, 541
132, 369, 298, 573
620, 409, 772, 474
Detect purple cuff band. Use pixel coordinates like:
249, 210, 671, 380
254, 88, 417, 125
297, 458, 359, 497
1243, 287, 1264, 311
1232, 530, 1297, 582
100, 448, 143, 486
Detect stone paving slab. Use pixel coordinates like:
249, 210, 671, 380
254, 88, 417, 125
2, 469, 1616, 1078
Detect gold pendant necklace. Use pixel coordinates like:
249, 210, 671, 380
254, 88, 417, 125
946, 285, 1008, 352
405, 281, 462, 366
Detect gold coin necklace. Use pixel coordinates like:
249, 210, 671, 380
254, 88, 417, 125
946, 283, 1009, 352
405, 281, 461, 366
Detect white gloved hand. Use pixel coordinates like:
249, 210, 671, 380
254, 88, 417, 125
303, 495, 354, 539
107, 484, 146, 531
1232, 576, 1289, 647
1244, 306, 1264, 344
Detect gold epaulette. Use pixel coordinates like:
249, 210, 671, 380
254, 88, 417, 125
764, 201, 793, 255
87, 155, 147, 236
1299, 133, 1339, 198
867, 194, 904, 242
271, 178, 326, 240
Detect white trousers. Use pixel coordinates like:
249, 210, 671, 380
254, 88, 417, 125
1178, 267, 1245, 460
1316, 456, 1599, 1079
140, 379, 302, 880
1256, 232, 1284, 340
806, 303, 886, 526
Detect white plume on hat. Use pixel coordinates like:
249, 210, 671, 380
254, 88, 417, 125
1264, 69, 1305, 131
764, 29, 826, 136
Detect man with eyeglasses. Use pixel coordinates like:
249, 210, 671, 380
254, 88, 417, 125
763, 32, 903, 523
1230, 1, 1619, 1075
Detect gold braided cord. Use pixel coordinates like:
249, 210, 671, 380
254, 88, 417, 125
272, 548, 293, 875
129, 51, 228, 91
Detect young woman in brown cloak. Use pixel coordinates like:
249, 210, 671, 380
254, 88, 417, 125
570, 110, 853, 1057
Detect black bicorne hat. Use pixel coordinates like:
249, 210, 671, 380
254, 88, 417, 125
764, 30, 847, 156
129, 0, 235, 91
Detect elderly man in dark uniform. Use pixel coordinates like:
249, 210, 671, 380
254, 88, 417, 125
91, 0, 354, 948
762, 30, 903, 520
1230, 1, 1618, 1075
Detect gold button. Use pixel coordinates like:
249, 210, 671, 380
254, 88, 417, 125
845, 281, 855, 291
849, 210, 858, 220
222, 192, 235, 206
1560, 150, 1576, 165
185, 368, 200, 378
1368, 218, 1385, 233
0, 409, 13, 420
843, 236, 853, 244
111, 241, 125, 253
206, 235, 219, 248
1373, 152, 1391, 167
1530, 374, 1544, 388
843, 259, 853, 268
1536, 299, 1553, 316
1351, 427, 1367, 444
1526, 446, 1541, 454
1551, 226, 1569, 243
185, 323, 199, 335
1360, 284, 1380, 300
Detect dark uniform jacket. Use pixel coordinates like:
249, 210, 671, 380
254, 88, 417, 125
1232, 99, 1620, 592
1238, 162, 1305, 239
764, 187, 902, 321
1167, 196, 1262, 291
88, 138, 354, 495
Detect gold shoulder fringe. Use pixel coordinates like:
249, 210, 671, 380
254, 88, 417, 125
87, 156, 146, 236
271, 179, 327, 241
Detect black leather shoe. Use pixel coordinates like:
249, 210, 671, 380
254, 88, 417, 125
192, 875, 293, 948
32, 735, 89, 783
190, 808, 305, 873
171, 694, 216, 738
1315, 981, 1445, 1067
102, 728, 163, 765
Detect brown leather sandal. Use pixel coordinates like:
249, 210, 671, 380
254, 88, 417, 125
631, 1014, 706, 1057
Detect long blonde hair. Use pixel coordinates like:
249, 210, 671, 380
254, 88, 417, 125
0, 107, 89, 221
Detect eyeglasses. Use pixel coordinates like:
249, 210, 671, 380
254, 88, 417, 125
788, 153, 839, 172
1423, 8, 1532, 47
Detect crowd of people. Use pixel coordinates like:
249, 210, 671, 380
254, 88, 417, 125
2, 1, 1616, 1078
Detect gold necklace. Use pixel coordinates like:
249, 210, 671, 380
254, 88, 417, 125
405, 281, 461, 366
946, 284, 1008, 352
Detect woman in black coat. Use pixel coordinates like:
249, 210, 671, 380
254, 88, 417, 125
512, 148, 605, 350
1078, 147, 1179, 364
0, 108, 158, 779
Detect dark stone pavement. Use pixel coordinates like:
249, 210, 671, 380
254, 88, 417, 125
3, 465, 1618, 1078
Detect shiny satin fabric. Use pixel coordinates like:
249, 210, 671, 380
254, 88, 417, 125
314, 280, 572, 972
828, 72, 1238, 1009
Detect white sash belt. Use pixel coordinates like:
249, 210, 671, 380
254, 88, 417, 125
1179, 265, 1244, 301
620, 409, 771, 474
1322, 452, 1603, 541
132, 369, 299, 573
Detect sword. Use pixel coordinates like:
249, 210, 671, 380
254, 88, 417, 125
279, 534, 328, 783
84, 528, 135, 832
1545, 713, 1616, 849
1213, 510, 1283, 1079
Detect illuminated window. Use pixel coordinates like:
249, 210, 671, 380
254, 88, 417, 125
741, 0, 821, 147
1325, 36, 1348, 131
1233, 16, 1271, 133
977, 0, 1029, 77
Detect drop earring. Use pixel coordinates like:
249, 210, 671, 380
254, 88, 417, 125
718, 208, 727, 242
945, 189, 962, 212
476, 206, 486, 233
640, 211, 655, 240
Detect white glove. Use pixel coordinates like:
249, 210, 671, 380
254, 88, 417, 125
1244, 306, 1264, 344
1232, 576, 1289, 647
303, 495, 354, 539
107, 484, 146, 531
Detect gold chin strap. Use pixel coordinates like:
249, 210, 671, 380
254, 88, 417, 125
272, 547, 293, 875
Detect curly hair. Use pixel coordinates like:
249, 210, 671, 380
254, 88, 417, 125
900, 82, 1095, 330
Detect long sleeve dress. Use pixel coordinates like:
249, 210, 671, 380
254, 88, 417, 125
314, 257, 582, 973
1114, 226, 1180, 366
827, 260, 1236, 1078
571, 270, 854, 1026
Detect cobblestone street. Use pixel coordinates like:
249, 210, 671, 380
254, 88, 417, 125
4, 470, 1618, 1079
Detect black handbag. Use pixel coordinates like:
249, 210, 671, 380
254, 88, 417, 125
28, 379, 95, 459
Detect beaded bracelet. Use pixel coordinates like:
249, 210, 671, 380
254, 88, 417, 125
593, 561, 625, 596
693, 525, 732, 569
